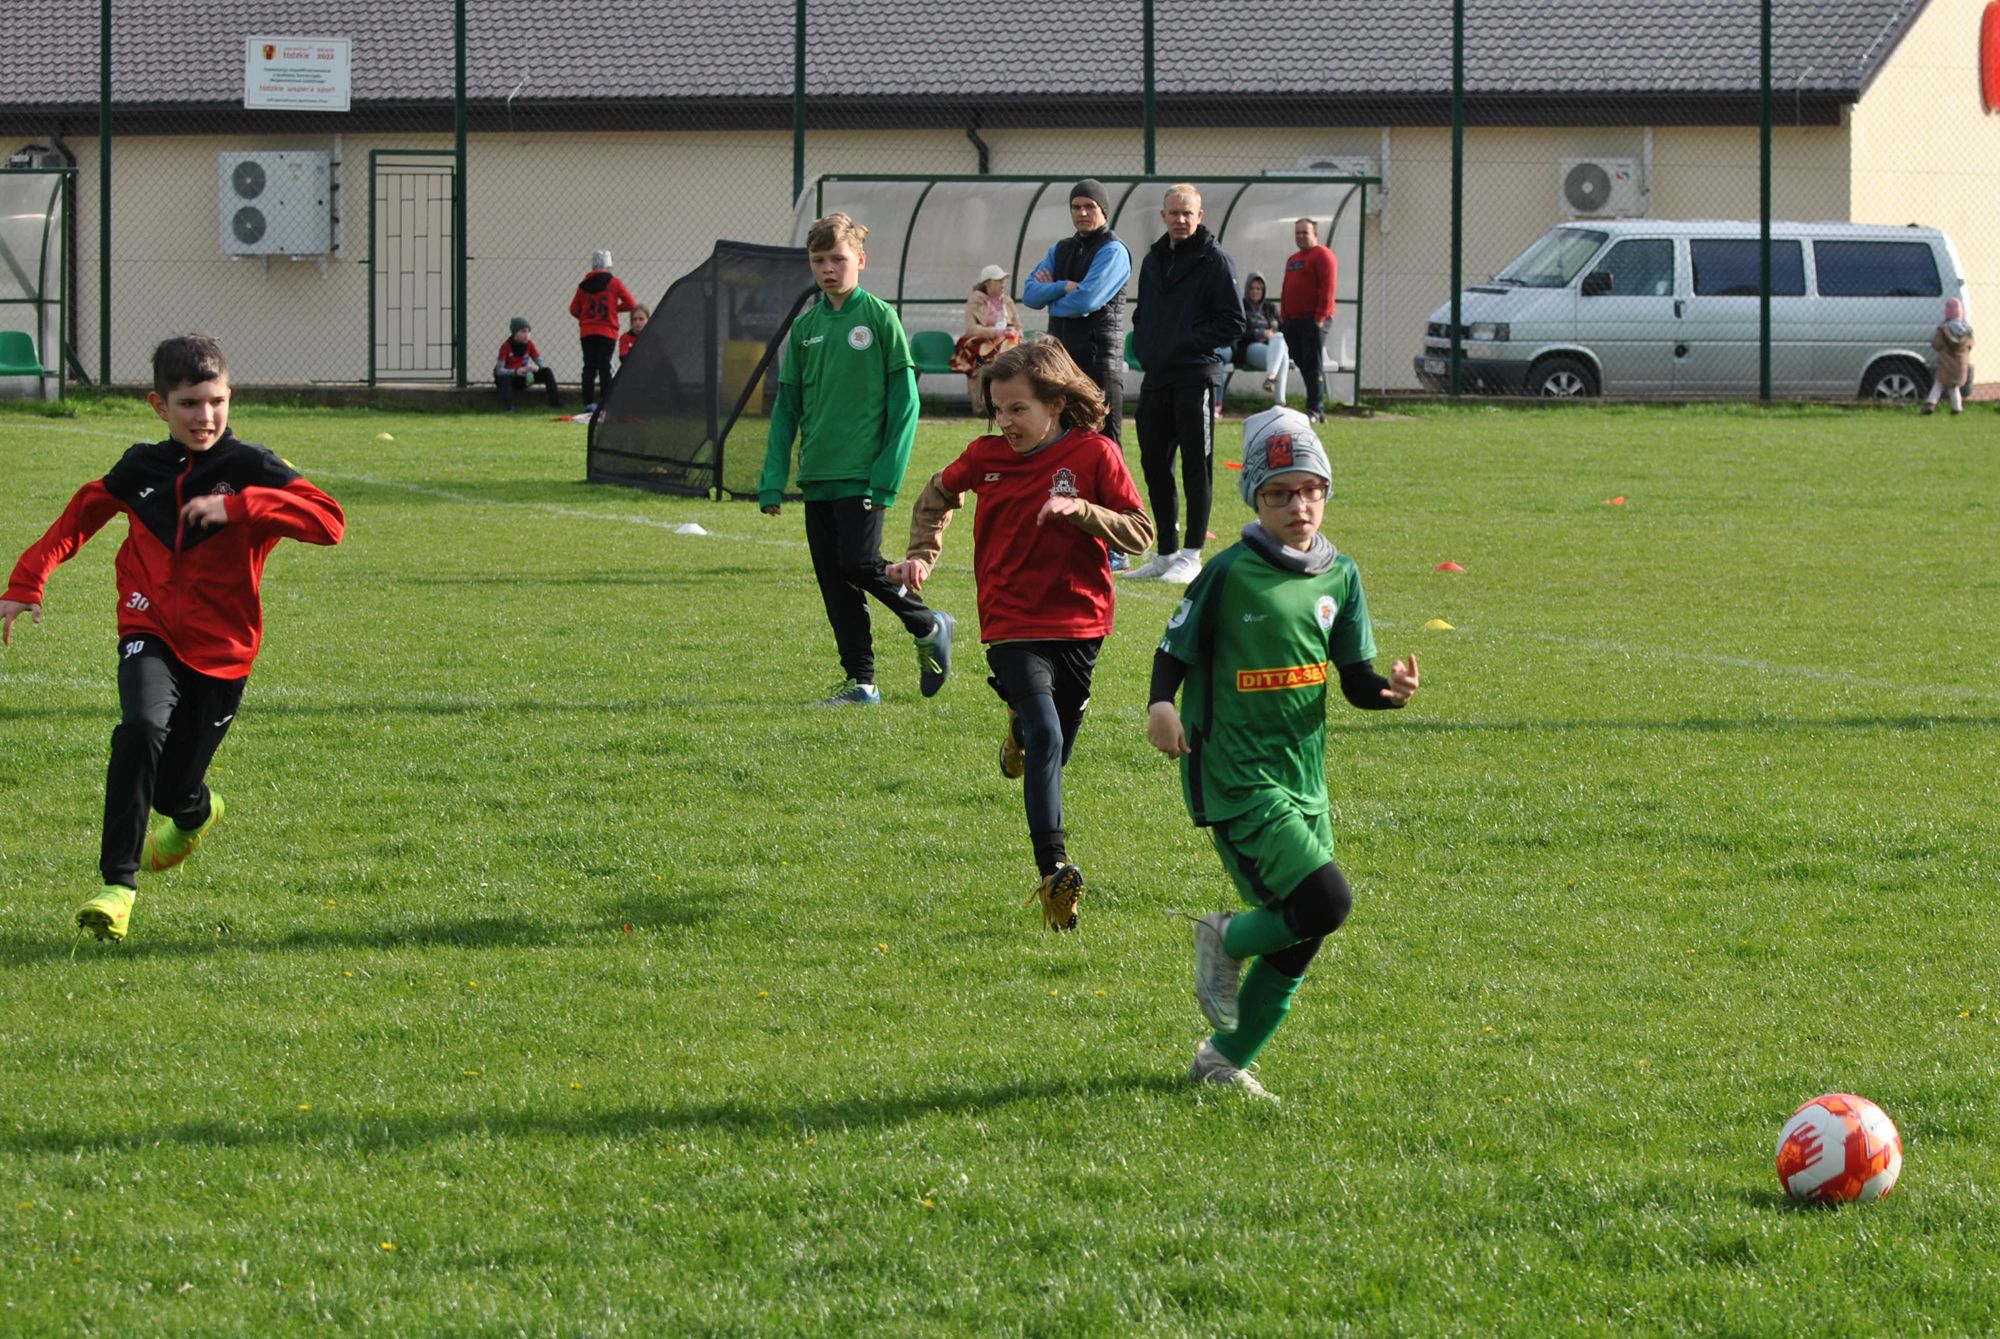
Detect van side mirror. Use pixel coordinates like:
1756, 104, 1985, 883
1581, 271, 1613, 297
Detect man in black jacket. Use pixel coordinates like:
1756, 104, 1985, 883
1126, 185, 1244, 584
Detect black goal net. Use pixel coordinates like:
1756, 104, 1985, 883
587, 240, 814, 499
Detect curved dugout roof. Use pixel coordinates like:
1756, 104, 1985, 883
791, 174, 1376, 377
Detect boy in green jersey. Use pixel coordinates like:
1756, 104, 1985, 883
760, 213, 955, 706
1147, 407, 1419, 1102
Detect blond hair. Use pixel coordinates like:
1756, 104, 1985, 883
806, 213, 868, 254
980, 340, 1108, 434
1164, 183, 1202, 208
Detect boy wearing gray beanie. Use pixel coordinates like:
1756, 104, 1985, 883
1146, 405, 1420, 1102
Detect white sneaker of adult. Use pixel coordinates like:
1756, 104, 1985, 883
1121, 552, 1172, 581
1189, 1039, 1277, 1103
1160, 549, 1203, 584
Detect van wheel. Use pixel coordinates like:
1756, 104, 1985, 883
1528, 356, 1598, 398
1859, 360, 1928, 402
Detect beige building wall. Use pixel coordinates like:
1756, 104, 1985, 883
61, 53, 1981, 393
1848, 0, 2000, 321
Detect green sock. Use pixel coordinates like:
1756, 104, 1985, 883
1212, 960, 1303, 1069
1222, 906, 1299, 960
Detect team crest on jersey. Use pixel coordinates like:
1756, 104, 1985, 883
207, 482, 238, 497
847, 326, 874, 351
1267, 435, 1295, 468
1315, 594, 1338, 630
1049, 468, 1079, 498
1166, 598, 1192, 630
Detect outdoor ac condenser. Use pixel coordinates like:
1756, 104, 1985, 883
1559, 158, 1645, 218
218, 151, 330, 255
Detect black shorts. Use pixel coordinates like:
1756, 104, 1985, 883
985, 639, 1102, 709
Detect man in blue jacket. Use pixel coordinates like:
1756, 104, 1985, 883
1022, 179, 1134, 444
1125, 184, 1245, 585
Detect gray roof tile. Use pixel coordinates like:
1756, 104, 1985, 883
0, 0, 1926, 108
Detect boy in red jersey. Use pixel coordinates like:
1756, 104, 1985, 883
570, 248, 637, 409
494, 316, 562, 411
887, 342, 1153, 930
1, 334, 345, 942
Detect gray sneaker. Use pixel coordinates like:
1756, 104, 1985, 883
810, 678, 881, 707
1193, 911, 1242, 1031
916, 611, 955, 698
1121, 552, 1173, 581
1190, 1039, 1277, 1103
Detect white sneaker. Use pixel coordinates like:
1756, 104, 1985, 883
1193, 911, 1242, 1031
1159, 549, 1203, 584
1190, 1039, 1277, 1103
1121, 552, 1172, 581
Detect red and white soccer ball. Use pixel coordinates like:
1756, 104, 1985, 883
1775, 1093, 1903, 1204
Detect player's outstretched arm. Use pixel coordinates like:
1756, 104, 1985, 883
1, 598, 41, 645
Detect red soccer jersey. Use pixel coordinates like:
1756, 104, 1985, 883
937, 428, 1142, 643
618, 331, 636, 360
4, 433, 345, 678
497, 337, 541, 371
1279, 246, 1338, 324
570, 272, 638, 339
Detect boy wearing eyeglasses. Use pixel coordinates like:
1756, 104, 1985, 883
1146, 406, 1418, 1102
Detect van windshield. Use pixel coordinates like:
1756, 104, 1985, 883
1492, 228, 1609, 288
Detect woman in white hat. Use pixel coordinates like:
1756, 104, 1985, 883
950, 264, 1023, 413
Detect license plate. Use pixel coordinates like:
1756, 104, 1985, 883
1418, 357, 1446, 375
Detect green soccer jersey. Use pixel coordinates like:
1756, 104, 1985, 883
1158, 539, 1377, 825
759, 287, 916, 505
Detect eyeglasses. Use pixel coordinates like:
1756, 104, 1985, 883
1255, 482, 1329, 507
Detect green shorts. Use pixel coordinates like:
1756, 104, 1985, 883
1209, 796, 1334, 909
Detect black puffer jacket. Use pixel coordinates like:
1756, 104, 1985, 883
1132, 225, 1245, 386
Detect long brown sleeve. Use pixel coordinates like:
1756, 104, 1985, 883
904, 472, 964, 566
1069, 502, 1154, 554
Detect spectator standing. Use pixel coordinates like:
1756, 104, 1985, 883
1126, 184, 1244, 585
1278, 219, 1338, 422
1022, 179, 1134, 444
570, 248, 637, 410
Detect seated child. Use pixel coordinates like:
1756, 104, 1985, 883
495, 317, 562, 411
887, 341, 1153, 930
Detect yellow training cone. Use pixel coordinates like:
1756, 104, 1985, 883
1423, 618, 1454, 631
376, 432, 395, 441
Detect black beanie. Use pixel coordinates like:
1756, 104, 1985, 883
1070, 178, 1111, 216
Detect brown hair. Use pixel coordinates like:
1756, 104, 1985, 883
152, 333, 227, 396
805, 213, 867, 254
979, 339, 1108, 434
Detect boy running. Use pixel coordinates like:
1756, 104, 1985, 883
1146, 407, 1417, 1101
760, 213, 955, 706
1, 334, 346, 941
887, 342, 1153, 929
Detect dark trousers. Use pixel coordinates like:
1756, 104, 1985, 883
1135, 378, 1216, 556
579, 334, 617, 405
1281, 318, 1328, 416
495, 367, 562, 410
803, 497, 936, 685
987, 639, 1101, 876
1053, 331, 1124, 445
102, 636, 244, 887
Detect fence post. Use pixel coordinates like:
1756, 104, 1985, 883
98, 0, 110, 386
1759, 0, 1772, 402
793, 0, 806, 205
1142, 0, 1156, 174
455, 0, 468, 387
1448, 0, 1463, 397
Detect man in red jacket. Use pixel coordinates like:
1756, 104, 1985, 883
1, 334, 345, 942
1278, 219, 1338, 422
570, 248, 638, 410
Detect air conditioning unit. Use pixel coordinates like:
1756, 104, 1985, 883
1293, 156, 1383, 213
1559, 157, 1645, 218
218, 151, 330, 255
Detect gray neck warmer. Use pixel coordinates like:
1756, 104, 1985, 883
1240, 522, 1337, 575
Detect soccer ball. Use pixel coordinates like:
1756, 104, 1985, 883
1775, 1093, 1903, 1204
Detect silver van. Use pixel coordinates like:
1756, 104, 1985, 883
1414, 220, 1967, 399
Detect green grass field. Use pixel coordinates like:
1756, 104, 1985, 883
2, 397, 1996, 1335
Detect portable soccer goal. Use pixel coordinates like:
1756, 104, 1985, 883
587, 240, 814, 500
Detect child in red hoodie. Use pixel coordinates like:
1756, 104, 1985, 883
570, 248, 637, 409
1, 334, 345, 942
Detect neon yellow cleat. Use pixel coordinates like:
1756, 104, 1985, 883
76, 886, 135, 942
144, 792, 225, 873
